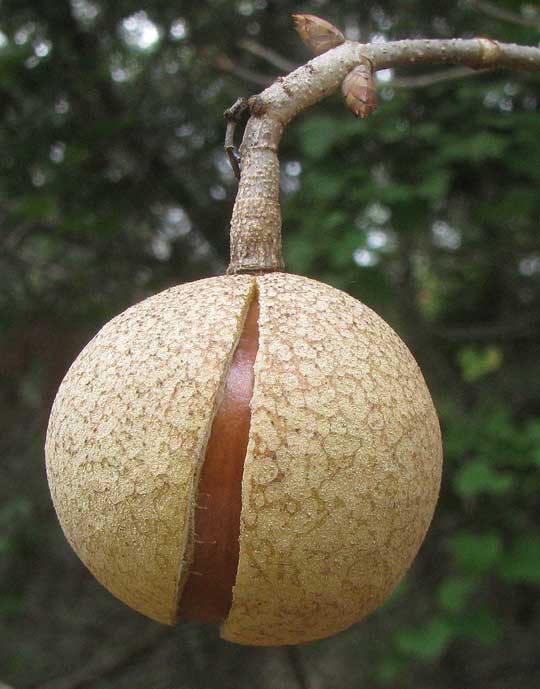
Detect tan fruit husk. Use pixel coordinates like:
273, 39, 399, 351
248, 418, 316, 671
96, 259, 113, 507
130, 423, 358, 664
220, 273, 442, 645
45, 275, 255, 624
46, 271, 442, 644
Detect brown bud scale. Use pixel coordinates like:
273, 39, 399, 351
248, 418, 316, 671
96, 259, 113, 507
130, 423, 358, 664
342, 62, 378, 118
292, 14, 345, 56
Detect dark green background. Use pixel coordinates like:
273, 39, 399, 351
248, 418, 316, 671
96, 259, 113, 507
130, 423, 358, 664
1, 1, 539, 687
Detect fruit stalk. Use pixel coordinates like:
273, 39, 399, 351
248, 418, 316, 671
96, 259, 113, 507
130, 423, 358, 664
227, 116, 284, 274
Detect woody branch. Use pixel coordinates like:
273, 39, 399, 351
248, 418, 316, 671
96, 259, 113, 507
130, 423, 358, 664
227, 31, 540, 275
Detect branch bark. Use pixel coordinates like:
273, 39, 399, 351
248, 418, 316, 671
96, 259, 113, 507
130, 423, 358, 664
232, 44, 496, 91
227, 34, 540, 274
216, 54, 274, 87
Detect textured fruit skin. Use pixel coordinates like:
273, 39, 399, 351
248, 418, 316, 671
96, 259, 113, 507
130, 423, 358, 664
45, 275, 255, 624
46, 272, 442, 645
223, 273, 442, 644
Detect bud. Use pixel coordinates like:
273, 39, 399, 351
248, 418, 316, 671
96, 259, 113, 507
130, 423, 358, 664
292, 14, 345, 56
342, 62, 377, 118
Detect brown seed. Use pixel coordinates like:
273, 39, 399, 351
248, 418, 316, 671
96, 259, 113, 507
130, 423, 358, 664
180, 298, 259, 624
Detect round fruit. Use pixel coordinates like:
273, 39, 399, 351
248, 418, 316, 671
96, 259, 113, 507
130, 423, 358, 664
46, 271, 442, 646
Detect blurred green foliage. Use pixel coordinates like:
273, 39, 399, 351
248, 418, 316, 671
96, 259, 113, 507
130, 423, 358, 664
1, 1, 539, 688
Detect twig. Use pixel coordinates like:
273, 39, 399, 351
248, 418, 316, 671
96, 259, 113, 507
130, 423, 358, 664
470, 0, 540, 30
231, 37, 540, 128
238, 39, 496, 90
362, 38, 540, 73
228, 40, 537, 95
287, 646, 311, 689
239, 39, 297, 72
224, 97, 250, 180
226, 34, 540, 274
238, 39, 490, 91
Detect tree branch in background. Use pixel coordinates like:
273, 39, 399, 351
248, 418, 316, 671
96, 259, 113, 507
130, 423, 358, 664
392, 64, 486, 88
35, 629, 169, 689
434, 311, 540, 341
239, 39, 297, 72
216, 54, 273, 87
470, 0, 540, 30
287, 646, 312, 689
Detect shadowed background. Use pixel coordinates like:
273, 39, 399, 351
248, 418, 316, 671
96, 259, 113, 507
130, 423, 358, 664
1, 1, 539, 687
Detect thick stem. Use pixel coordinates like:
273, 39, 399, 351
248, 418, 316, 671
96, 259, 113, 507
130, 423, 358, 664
226, 36, 540, 275
227, 117, 284, 274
